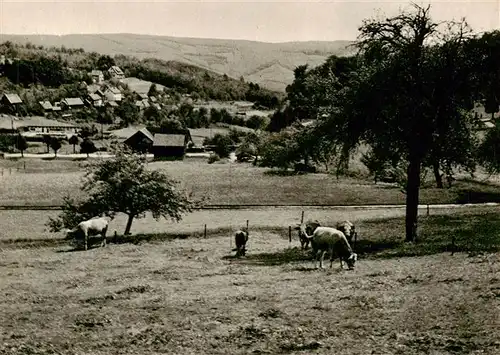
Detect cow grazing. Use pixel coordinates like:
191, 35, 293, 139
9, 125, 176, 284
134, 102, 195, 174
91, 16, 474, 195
299, 224, 358, 270
66, 216, 112, 251
336, 220, 357, 243
294, 220, 321, 250
233, 230, 249, 257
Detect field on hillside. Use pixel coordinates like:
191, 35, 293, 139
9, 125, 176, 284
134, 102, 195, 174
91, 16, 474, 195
1, 212, 499, 354
2, 159, 500, 207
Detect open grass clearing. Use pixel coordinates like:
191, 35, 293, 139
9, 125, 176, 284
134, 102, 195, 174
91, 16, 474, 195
0, 214, 499, 354
2, 159, 500, 207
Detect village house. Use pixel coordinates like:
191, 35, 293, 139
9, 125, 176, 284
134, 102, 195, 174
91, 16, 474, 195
152, 133, 189, 160
38, 101, 53, 114
0, 114, 80, 138
124, 127, 155, 152
61, 97, 85, 110
90, 70, 104, 84
86, 93, 103, 108
1, 93, 23, 115
52, 102, 62, 112
108, 66, 125, 79
104, 86, 122, 102
105, 101, 119, 108
135, 99, 150, 110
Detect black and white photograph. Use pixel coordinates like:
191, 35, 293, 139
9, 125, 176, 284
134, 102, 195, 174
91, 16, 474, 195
0, 0, 499, 353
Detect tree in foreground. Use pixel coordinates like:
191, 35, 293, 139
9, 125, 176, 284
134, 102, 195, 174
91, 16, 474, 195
322, 4, 481, 241
46, 146, 199, 235
15, 134, 28, 157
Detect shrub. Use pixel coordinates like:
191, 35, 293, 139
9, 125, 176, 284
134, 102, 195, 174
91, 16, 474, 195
208, 153, 220, 164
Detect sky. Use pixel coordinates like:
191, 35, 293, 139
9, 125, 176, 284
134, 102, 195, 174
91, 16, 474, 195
0, 0, 498, 43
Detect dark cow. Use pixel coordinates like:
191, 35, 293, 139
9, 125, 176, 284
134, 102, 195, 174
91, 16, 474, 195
233, 230, 249, 257
294, 219, 321, 250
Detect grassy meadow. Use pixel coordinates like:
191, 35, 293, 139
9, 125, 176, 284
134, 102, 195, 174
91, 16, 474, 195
1, 212, 499, 354
2, 158, 500, 207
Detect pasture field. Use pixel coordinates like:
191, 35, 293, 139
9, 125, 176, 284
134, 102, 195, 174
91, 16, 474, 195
2, 159, 500, 207
1, 212, 499, 355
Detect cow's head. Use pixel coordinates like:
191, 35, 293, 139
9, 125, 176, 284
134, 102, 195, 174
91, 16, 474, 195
337, 221, 355, 242
345, 253, 358, 270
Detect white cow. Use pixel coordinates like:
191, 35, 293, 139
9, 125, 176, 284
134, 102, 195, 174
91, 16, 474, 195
298, 224, 358, 270
65, 216, 112, 251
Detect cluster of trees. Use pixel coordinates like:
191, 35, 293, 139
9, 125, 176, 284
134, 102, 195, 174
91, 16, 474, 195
261, 4, 500, 242
0, 56, 89, 88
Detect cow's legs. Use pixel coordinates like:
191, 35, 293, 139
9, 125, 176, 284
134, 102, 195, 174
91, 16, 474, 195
101, 227, 108, 247
319, 251, 327, 269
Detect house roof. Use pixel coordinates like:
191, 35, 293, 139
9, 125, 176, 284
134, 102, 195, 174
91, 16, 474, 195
91, 70, 103, 76
2, 93, 23, 104
108, 66, 124, 75
135, 100, 150, 109
39, 101, 53, 110
108, 125, 147, 139
153, 134, 186, 147
125, 127, 154, 143
106, 86, 121, 94
88, 93, 101, 101
62, 97, 85, 106
106, 101, 119, 107
139, 93, 148, 100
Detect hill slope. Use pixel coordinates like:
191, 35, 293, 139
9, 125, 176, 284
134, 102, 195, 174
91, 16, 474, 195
0, 34, 354, 91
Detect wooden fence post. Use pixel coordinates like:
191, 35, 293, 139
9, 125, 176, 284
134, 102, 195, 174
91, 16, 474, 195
246, 219, 249, 232
301, 211, 304, 224
289, 226, 292, 243
23, 161, 26, 170
451, 234, 456, 256
427, 204, 429, 216
204, 224, 207, 239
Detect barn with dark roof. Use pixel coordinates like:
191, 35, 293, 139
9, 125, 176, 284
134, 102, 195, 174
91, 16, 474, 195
152, 133, 189, 160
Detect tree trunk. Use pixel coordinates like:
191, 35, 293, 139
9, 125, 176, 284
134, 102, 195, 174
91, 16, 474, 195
405, 157, 421, 242
124, 214, 135, 235
73, 144, 76, 154
432, 161, 443, 188
21, 150, 24, 158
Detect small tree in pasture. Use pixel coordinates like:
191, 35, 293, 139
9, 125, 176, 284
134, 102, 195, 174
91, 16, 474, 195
42, 134, 51, 153
50, 138, 62, 157
69, 135, 79, 154
80, 138, 97, 158
46, 146, 198, 236
15, 134, 28, 157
